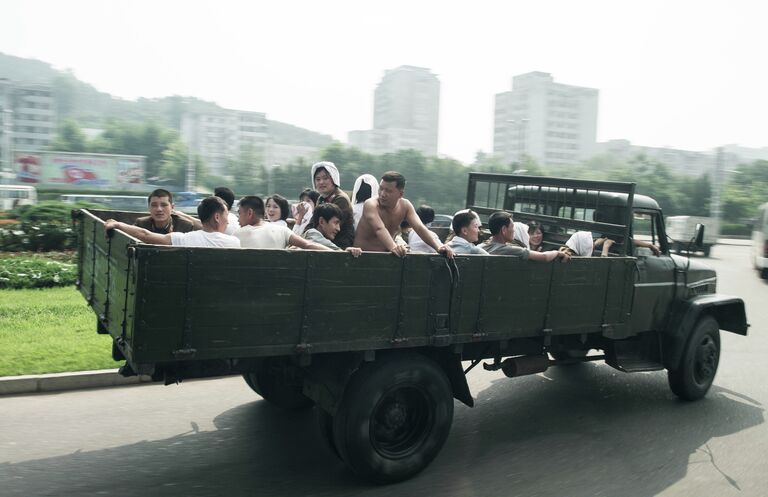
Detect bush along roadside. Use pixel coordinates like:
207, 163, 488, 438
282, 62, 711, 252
0, 257, 77, 289
0, 200, 103, 252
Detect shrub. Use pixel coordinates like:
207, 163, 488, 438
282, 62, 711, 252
0, 200, 102, 252
0, 257, 77, 289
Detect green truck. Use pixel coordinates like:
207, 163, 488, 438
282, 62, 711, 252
74, 174, 748, 483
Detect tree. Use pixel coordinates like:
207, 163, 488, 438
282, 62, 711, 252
50, 119, 87, 152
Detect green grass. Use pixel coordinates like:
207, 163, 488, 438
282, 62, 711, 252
0, 286, 122, 376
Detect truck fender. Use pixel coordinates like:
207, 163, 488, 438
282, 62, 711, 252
662, 294, 748, 370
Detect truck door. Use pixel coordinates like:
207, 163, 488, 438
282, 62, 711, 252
631, 209, 676, 332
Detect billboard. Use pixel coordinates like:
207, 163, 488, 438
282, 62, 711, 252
13, 151, 146, 189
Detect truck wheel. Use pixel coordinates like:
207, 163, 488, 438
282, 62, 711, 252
332, 353, 454, 483
761, 268, 768, 280
242, 358, 314, 410
668, 316, 720, 401
703, 246, 711, 257
315, 408, 341, 459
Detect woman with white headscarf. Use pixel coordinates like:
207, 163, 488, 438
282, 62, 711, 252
512, 222, 530, 249
351, 174, 379, 229
563, 231, 596, 257
311, 161, 355, 249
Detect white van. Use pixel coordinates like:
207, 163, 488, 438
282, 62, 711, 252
753, 202, 768, 279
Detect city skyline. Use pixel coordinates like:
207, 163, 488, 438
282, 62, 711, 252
1, 1, 767, 163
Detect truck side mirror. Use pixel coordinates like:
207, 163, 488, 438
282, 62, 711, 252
694, 223, 705, 248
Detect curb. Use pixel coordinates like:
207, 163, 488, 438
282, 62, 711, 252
0, 369, 154, 396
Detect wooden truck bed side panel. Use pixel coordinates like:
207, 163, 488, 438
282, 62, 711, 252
123, 243, 636, 364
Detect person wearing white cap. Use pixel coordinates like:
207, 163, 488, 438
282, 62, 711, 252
351, 174, 379, 229
354, 171, 454, 258
311, 161, 355, 249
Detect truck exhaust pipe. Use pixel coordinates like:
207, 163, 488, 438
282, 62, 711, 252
501, 355, 550, 378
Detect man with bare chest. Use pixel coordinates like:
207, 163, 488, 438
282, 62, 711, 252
354, 171, 454, 258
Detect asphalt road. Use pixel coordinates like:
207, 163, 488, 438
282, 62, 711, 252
1, 243, 766, 497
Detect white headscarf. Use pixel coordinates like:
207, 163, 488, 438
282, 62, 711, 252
512, 222, 530, 249
351, 174, 379, 229
565, 231, 595, 257
311, 161, 341, 189
352, 174, 379, 204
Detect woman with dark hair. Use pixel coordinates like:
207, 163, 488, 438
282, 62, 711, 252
265, 194, 290, 227
351, 174, 379, 229
528, 221, 544, 252
311, 161, 355, 249
293, 189, 320, 235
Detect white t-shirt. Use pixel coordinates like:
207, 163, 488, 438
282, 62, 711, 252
409, 229, 440, 254
170, 230, 241, 248
225, 212, 240, 235
270, 219, 288, 228
234, 223, 294, 249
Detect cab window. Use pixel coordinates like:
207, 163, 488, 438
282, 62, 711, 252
633, 210, 666, 255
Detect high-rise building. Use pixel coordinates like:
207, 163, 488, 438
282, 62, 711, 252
0, 79, 57, 175
349, 65, 440, 156
181, 109, 268, 176
493, 72, 598, 167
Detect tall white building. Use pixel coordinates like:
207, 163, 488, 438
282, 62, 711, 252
349, 65, 440, 157
0, 79, 56, 175
181, 110, 268, 176
493, 72, 598, 167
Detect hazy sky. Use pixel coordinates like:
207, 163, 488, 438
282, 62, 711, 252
2, 0, 766, 162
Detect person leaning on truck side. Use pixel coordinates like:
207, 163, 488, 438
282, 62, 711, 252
134, 188, 201, 234
353, 171, 454, 259
214, 186, 240, 235
303, 203, 363, 257
104, 196, 240, 248
481, 211, 570, 262
233, 195, 332, 251
311, 161, 355, 249
446, 210, 488, 255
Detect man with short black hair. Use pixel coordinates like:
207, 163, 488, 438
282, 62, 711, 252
214, 186, 240, 235
481, 211, 570, 262
234, 195, 332, 251
408, 205, 441, 254
105, 196, 240, 248
134, 188, 199, 234
447, 210, 487, 255
354, 171, 453, 258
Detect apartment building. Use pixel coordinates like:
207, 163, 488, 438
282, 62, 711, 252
493, 72, 597, 167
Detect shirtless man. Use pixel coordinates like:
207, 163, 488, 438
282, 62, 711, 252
353, 171, 454, 258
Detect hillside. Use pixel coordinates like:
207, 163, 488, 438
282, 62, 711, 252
0, 52, 333, 146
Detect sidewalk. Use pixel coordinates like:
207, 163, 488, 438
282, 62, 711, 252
0, 369, 153, 396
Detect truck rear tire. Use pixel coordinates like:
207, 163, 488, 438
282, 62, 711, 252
667, 316, 720, 401
332, 353, 454, 483
315, 408, 341, 459
703, 245, 711, 257
242, 358, 314, 410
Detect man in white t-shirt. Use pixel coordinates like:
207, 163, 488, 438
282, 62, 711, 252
103, 196, 240, 248
233, 195, 331, 251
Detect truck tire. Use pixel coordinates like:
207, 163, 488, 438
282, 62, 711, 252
761, 268, 768, 280
315, 408, 341, 459
703, 245, 711, 257
242, 358, 314, 410
332, 353, 454, 483
667, 316, 720, 401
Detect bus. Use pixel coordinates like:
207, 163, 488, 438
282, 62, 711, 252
60, 194, 147, 212
0, 185, 37, 211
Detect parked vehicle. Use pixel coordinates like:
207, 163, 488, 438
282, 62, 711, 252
753, 202, 768, 279
666, 215, 719, 257
73, 174, 748, 483
0, 184, 37, 211
60, 194, 147, 212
